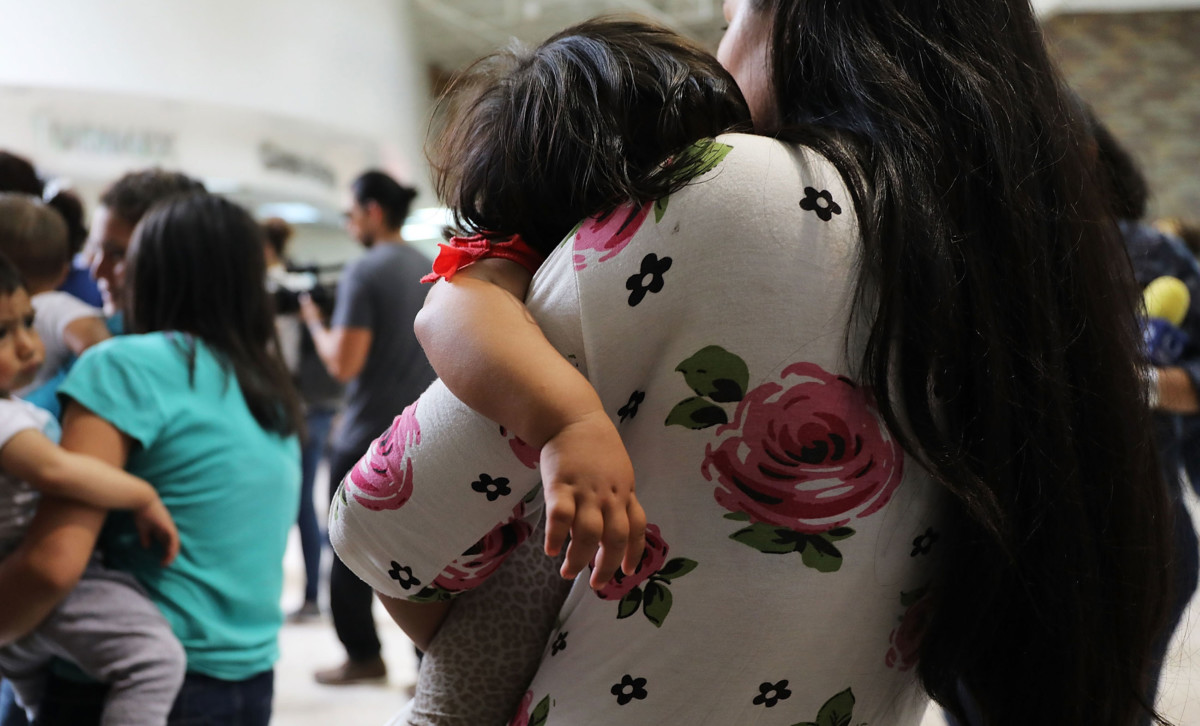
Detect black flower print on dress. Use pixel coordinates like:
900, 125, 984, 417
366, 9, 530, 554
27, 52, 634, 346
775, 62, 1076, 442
625, 253, 672, 307
471, 473, 512, 501
551, 631, 568, 656
388, 561, 420, 590
618, 391, 645, 422
753, 680, 792, 708
799, 186, 842, 221
611, 675, 648, 705
911, 526, 939, 557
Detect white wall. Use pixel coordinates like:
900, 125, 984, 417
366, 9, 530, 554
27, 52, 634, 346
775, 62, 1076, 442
0, 0, 432, 193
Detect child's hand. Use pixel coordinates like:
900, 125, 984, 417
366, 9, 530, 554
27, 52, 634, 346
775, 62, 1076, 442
540, 410, 646, 590
135, 498, 180, 566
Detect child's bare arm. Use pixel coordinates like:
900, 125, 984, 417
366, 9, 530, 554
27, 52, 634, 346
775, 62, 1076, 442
415, 259, 646, 589
61, 315, 112, 356
2, 429, 157, 510
0, 427, 179, 564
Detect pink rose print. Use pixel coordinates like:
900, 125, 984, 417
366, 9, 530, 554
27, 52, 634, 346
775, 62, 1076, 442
500, 425, 540, 469
886, 588, 933, 671
594, 524, 697, 627
507, 691, 534, 726
507, 691, 551, 726
344, 401, 421, 511
596, 523, 669, 601
421, 500, 534, 597
572, 202, 652, 271
705, 362, 903, 532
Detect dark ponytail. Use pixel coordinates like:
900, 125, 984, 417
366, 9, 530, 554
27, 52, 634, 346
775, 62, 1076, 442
753, 0, 1171, 723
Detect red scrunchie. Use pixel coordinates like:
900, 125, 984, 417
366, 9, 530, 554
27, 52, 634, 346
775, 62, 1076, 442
420, 233, 544, 283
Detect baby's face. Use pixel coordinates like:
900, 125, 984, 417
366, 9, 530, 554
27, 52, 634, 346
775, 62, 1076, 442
0, 288, 44, 395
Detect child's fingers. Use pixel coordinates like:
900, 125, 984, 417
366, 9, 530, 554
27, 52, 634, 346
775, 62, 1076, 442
544, 491, 576, 558
590, 503, 630, 589
621, 498, 648, 576
161, 528, 180, 566
562, 505, 604, 581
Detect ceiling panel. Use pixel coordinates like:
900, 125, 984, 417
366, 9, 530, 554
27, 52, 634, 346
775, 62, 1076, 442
411, 0, 727, 72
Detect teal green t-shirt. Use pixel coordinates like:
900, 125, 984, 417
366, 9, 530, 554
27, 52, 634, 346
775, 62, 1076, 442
59, 332, 300, 680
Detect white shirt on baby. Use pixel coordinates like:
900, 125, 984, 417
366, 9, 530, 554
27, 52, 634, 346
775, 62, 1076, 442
0, 396, 59, 557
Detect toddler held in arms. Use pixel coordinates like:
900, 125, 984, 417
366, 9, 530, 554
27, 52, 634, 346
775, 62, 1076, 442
347, 17, 752, 724
415, 16, 751, 585
0, 252, 184, 726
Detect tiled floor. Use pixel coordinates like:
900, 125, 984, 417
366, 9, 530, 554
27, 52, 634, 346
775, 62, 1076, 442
272, 491, 1200, 726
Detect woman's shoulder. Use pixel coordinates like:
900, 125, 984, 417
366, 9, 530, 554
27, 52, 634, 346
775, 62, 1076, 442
82, 331, 178, 363
693, 133, 850, 205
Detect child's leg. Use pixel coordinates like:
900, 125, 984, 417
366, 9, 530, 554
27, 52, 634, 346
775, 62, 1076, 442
409, 518, 572, 726
33, 564, 185, 726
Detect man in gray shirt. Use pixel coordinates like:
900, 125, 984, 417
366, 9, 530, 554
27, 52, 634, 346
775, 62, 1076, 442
301, 170, 435, 685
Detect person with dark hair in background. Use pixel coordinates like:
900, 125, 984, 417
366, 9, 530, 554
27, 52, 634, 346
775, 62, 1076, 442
87, 169, 205, 327
0, 151, 101, 310
301, 170, 435, 686
47, 188, 103, 309
330, 1, 1174, 724
1, 192, 304, 725
0, 195, 109, 414
0, 153, 42, 198
1090, 117, 1200, 717
261, 217, 343, 624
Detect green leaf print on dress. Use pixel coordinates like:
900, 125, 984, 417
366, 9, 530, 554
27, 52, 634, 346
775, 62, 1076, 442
791, 687, 857, 726
664, 345, 747, 429
675, 345, 750, 402
507, 691, 552, 726
669, 348, 904, 573
654, 139, 735, 223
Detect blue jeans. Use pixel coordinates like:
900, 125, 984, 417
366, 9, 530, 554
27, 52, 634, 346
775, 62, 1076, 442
0, 680, 28, 726
298, 408, 336, 604
34, 670, 273, 726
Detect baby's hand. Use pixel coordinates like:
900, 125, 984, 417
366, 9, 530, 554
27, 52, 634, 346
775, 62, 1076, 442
539, 410, 646, 590
135, 497, 180, 566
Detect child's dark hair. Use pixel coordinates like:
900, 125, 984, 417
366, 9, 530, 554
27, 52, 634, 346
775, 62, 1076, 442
127, 193, 303, 437
0, 253, 25, 297
430, 16, 752, 256
0, 193, 69, 287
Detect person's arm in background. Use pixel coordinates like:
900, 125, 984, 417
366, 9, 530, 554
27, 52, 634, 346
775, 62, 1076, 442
1148, 232, 1200, 414
61, 315, 110, 356
0, 402, 128, 646
298, 261, 371, 383
1153, 367, 1198, 413
415, 258, 644, 587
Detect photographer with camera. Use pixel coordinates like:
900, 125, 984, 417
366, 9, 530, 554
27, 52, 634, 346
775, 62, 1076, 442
299, 171, 434, 686
262, 218, 343, 625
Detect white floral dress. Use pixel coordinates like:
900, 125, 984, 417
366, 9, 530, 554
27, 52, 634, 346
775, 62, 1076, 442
330, 133, 944, 726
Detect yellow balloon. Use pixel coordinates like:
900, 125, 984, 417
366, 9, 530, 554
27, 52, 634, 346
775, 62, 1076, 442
1143, 276, 1190, 326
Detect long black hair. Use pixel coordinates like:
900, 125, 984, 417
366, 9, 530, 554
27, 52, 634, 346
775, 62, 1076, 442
125, 193, 302, 437
430, 16, 751, 256
750, 0, 1171, 723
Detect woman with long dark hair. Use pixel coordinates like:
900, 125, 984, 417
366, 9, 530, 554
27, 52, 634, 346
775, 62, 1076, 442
331, 2, 1173, 724
0, 193, 303, 724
